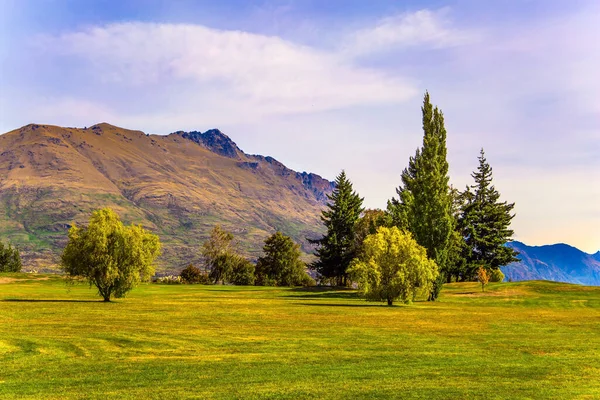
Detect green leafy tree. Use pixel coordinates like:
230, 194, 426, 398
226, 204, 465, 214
0, 241, 22, 272
387, 92, 454, 300
348, 227, 438, 306
202, 225, 235, 284
202, 225, 255, 285
180, 264, 207, 284
310, 170, 364, 286
461, 149, 519, 279
354, 209, 392, 254
61, 208, 161, 302
256, 232, 311, 286
228, 256, 256, 286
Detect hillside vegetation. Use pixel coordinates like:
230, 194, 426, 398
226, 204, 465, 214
0, 123, 333, 271
1, 275, 599, 399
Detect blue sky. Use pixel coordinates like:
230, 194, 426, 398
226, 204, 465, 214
1, 0, 599, 252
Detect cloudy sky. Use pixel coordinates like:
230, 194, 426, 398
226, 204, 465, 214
1, 0, 598, 253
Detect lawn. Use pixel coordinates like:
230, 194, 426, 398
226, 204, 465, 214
1, 274, 599, 399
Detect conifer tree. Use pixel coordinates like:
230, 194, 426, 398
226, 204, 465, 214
310, 170, 364, 286
387, 92, 454, 300
461, 149, 519, 279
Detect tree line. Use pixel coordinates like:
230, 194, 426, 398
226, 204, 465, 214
310, 92, 518, 304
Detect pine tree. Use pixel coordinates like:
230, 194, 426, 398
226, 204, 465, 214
387, 92, 454, 300
310, 170, 364, 286
461, 149, 519, 279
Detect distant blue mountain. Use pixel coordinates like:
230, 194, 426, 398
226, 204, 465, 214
501, 241, 600, 286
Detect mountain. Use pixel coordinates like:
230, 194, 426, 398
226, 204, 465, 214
0, 123, 334, 272
502, 241, 600, 285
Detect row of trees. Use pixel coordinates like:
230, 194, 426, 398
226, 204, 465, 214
194, 226, 312, 287
310, 92, 518, 304
59, 208, 314, 301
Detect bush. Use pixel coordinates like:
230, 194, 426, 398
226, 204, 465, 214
0, 241, 22, 272
490, 268, 505, 283
180, 264, 209, 284
229, 257, 255, 286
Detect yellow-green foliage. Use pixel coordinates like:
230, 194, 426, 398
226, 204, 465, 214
477, 266, 490, 292
490, 268, 505, 283
348, 226, 438, 305
61, 208, 161, 301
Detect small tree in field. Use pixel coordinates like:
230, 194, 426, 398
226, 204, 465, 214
61, 208, 161, 301
180, 264, 204, 284
0, 241, 22, 272
477, 266, 490, 292
256, 232, 311, 286
348, 227, 438, 306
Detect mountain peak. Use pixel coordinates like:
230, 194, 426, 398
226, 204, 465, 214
175, 129, 242, 159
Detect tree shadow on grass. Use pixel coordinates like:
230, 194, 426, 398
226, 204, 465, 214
3, 299, 103, 303
295, 302, 394, 308
285, 287, 358, 300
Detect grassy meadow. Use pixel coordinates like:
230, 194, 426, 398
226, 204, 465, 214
1, 274, 600, 399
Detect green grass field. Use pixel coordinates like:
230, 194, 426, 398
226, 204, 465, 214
1, 274, 599, 399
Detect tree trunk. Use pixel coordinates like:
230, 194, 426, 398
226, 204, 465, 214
387, 298, 393, 306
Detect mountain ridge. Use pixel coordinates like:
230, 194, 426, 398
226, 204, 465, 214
0, 122, 333, 271
503, 241, 600, 285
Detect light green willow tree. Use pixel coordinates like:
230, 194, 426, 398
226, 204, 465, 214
348, 227, 438, 306
61, 208, 161, 301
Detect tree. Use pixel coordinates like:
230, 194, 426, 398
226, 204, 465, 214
61, 208, 161, 301
310, 170, 364, 286
202, 225, 255, 285
0, 241, 22, 272
348, 227, 439, 306
180, 264, 207, 284
256, 232, 311, 286
354, 209, 392, 255
387, 92, 454, 300
202, 225, 235, 284
461, 149, 519, 279
228, 256, 255, 286
477, 266, 489, 292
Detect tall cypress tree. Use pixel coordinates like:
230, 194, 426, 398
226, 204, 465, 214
461, 149, 519, 279
310, 170, 364, 286
387, 92, 454, 300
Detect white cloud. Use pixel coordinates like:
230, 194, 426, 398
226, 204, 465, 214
37, 22, 417, 118
342, 9, 478, 57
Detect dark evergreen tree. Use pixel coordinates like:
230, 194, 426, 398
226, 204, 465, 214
387, 92, 454, 300
310, 170, 364, 286
256, 232, 311, 286
461, 149, 519, 279
0, 241, 22, 272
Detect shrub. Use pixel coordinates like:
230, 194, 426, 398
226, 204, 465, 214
477, 266, 490, 292
490, 268, 505, 283
228, 257, 255, 286
180, 264, 203, 284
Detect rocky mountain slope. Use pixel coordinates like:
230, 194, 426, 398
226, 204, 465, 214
502, 241, 600, 285
0, 123, 334, 272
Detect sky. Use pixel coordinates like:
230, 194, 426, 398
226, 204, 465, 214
0, 0, 598, 253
